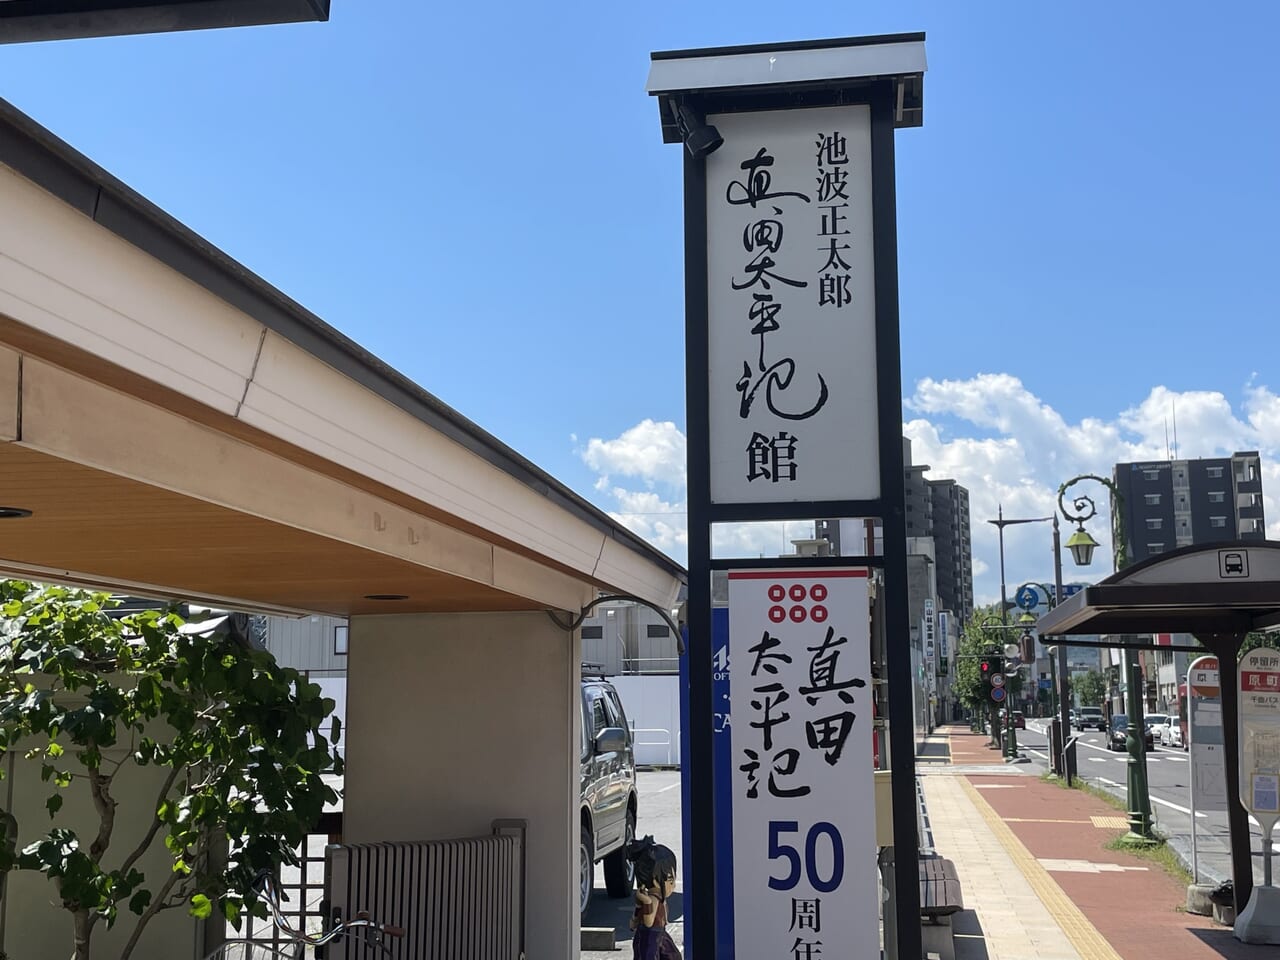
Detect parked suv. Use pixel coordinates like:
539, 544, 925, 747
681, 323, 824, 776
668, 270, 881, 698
1075, 706, 1106, 730
580, 677, 638, 915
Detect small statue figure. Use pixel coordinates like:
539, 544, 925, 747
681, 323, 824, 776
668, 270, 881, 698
626, 835, 682, 960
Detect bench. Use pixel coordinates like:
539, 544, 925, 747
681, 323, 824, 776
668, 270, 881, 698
919, 856, 963, 960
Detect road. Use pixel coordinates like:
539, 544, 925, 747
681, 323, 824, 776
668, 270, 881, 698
581, 770, 685, 960
1020, 718, 1276, 885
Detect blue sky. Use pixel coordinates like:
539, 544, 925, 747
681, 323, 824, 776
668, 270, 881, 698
4, 2, 1279, 605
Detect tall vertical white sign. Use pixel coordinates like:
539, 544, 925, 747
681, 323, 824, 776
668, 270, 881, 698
705, 106, 880, 504
1239, 649, 1280, 820
728, 568, 876, 959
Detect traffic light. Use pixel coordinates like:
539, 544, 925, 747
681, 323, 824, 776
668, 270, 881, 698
980, 650, 1004, 696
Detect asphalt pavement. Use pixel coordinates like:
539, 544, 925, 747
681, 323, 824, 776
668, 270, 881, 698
1020, 718, 1276, 885
581, 769, 685, 959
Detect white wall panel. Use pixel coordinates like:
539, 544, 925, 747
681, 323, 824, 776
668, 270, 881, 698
610, 675, 682, 767
344, 611, 583, 959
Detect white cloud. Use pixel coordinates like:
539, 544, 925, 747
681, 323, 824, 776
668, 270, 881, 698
579, 377, 1280, 607
580, 419, 686, 488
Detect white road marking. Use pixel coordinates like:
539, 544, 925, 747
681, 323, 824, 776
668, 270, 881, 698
1038, 858, 1149, 873
1093, 778, 1208, 819
656, 782, 681, 794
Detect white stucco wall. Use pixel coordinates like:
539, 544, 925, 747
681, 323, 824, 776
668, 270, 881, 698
1, 745, 206, 960
343, 611, 581, 960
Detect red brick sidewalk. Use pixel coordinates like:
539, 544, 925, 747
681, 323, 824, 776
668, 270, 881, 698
946, 727, 1270, 959
947, 722, 1004, 765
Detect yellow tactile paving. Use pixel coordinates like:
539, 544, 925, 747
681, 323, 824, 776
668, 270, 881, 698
959, 778, 1124, 960
1089, 815, 1129, 830
1004, 818, 1093, 825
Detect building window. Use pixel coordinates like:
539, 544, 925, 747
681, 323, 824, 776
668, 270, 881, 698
647, 624, 670, 638
1147, 543, 1165, 554
334, 624, 349, 656
1208, 491, 1225, 503
1145, 518, 1162, 530
1210, 516, 1227, 528
1206, 466, 1224, 478
1144, 493, 1161, 505
582, 625, 604, 639
1143, 469, 1159, 480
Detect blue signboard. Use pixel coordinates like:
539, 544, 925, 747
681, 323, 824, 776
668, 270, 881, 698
680, 608, 736, 955
1014, 584, 1040, 611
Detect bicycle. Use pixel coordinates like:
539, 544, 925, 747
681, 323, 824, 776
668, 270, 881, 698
202, 871, 405, 959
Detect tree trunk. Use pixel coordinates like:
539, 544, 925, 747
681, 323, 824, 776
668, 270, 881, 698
72, 909, 93, 960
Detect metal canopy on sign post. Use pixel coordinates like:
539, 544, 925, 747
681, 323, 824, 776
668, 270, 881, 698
647, 33, 926, 960
1036, 539, 1280, 930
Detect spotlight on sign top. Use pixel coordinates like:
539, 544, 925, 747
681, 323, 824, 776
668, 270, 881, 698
0, 1, 330, 44
674, 100, 724, 159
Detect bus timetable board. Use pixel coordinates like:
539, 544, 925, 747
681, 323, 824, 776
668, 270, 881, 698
1188, 656, 1227, 813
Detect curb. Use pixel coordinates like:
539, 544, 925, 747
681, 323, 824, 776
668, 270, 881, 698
1082, 776, 1228, 885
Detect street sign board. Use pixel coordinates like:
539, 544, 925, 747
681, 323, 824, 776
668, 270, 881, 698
706, 106, 880, 504
1190, 658, 1221, 698
1014, 584, 1040, 610
1239, 649, 1280, 823
990, 687, 1007, 703
727, 569, 876, 959
990, 673, 1005, 688
1188, 655, 1227, 818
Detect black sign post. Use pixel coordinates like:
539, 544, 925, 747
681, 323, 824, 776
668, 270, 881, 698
648, 33, 927, 959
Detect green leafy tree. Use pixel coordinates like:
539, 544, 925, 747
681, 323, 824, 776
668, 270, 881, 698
1074, 669, 1106, 707
954, 609, 1019, 712
1239, 631, 1280, 659
0, 582, 344, 960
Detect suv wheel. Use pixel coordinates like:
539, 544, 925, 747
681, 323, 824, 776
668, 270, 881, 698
603, 810, 636, 898
580, 825, 594, 916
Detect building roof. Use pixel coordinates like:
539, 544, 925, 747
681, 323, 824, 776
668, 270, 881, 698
0, 1, 329, 43
0, 97, 685, 616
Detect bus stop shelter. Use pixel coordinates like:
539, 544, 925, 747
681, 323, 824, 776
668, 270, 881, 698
1036, 540, 1280, 919
0, 95, 684, 958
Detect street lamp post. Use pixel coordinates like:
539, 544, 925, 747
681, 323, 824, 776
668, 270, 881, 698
1015, 567, 1075, 782
1058, 474, 1156, 844
987, 506, 1056, 761
976, 615, 1013, 752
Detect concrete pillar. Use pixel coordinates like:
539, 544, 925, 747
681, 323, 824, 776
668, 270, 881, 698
345, 611, 582, 959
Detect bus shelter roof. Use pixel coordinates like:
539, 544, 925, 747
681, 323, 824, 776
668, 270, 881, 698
1036, 540, 1280, 641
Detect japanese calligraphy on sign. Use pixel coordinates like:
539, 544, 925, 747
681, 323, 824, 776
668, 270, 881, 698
1239, 649, 1280, 826
706, 106, 880, 504
727, 569, 876, 959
